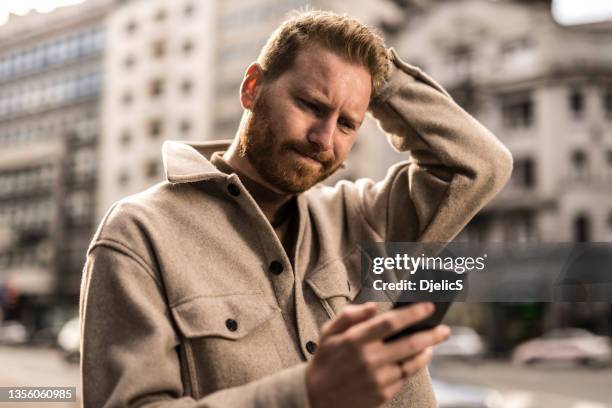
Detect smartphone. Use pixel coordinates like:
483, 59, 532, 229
383, 302, 452, 342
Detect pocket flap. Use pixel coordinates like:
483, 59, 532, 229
171, 293, 279, 340
306, 260, 352, 299
306, 248, 364, 301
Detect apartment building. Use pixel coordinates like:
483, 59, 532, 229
0, 0, 114, 331
387, 0, 612, 243
385, 0, 612, 350
97, 0, 217, 219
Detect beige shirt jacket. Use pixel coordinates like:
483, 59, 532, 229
80, 49, 513, 408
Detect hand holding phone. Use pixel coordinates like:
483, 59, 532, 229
384, 301, 452, 342
306, 302, 450, 408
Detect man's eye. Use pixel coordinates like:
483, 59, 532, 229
338, 119, 355, 132
300, 99, 323, 115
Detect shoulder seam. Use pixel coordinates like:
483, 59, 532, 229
89, 239, 161, 287
86, 201, 121, 255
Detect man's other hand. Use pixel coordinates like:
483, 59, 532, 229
305, 302, 450, 408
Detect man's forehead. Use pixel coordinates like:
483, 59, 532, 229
283, 43, 372, 112
291, 44, 369, 85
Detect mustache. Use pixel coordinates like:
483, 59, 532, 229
285, 143, 335, 165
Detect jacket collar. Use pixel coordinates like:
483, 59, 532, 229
163, 140, 233, 184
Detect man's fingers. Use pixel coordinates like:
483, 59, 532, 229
378, 325, 450, 365
400, 346, 433, 378
374, 362, 404, 388
345, 302, 434, 343
380, 377, 405, 402
379, 347, 433, 398
321, 302, 378, 338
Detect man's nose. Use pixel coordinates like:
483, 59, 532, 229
307, 116, 335, 151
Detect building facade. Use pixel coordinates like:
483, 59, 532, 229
386, 0, 612, 350
390, 0, 612, 244
97, 0, 217, 219
0, 0, 113, 332
98, 0, 403, 215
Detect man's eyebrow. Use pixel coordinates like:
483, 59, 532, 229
297, 88, 363, 127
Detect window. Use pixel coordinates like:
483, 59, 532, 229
125, 21, 137, 35
67, 191, 93, 223
149, 78, 164, 98
569, 88, 585, 119
152, 40, 166, 58
149, 118, 162, 138
603, 87, 612, 119
118, 170, 130, 186
184, 3, 195, 17
145, 160, 160, 179
180, 78, 193, 95
574, 214, 590, 242
501, 92, 534, 129
606, 150, 612, 179
511, 158, 536, 189
123, 55, 135, 69
122, 90, 133, 105
447, 44, 473, 78
120, 130, 131, 146
607, 214, 612, 241
506, 212, 537, 243
179, 119, 191, 135
182, 39, 194, 55
154, 9, 167, 22
571, 150, 588, 181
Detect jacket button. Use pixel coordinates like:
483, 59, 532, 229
305, 341, 317, 354
269, 260, 284, 275
225, 319, 238, 332
227, 183, 240, 197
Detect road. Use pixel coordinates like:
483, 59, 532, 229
430, 358, 612, 407
0, 346, 611, 407
0, 345, 79, 407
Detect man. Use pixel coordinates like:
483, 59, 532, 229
80, 10, 512, 408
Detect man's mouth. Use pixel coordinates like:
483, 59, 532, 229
290, 148, 323, 167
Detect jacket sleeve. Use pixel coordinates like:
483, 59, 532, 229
350, 48, 513, 243
80, 243, 311, 408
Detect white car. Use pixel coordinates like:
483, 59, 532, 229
57, 317, 80, 363
513, 328, 611, 367
434, 326, 485, 360
0, 321, 27, 345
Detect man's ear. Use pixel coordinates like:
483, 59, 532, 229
240, 62, 264, 110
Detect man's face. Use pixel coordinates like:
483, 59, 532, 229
239, 43, 372, 194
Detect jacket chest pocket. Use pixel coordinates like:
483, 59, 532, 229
306, 247, 364, 318
170, 293, 284, 397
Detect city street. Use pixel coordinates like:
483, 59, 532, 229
0, 346, 80, 407
0, 345, 611, 407
431, 359, 612, 407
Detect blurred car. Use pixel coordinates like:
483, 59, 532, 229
57, 317, 80, 363
433, 326, 485, 361
432, 378, 504, 408
0, 320, 27, 345
513, 328, 611, 367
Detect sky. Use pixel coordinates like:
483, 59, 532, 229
0, 0, 612, 26
552, 0, 612, 25
0, 0, 85, 25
